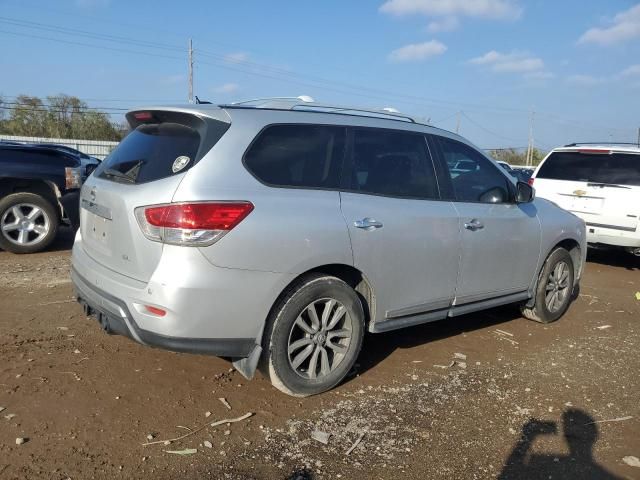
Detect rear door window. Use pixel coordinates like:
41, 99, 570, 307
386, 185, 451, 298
537, 151, 640, 186
347, 128, 438, 199
96, 111, 228, 184
244, 124, 346, 189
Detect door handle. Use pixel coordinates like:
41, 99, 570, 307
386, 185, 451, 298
354, 217, 383, 230
464, 219, 484, 231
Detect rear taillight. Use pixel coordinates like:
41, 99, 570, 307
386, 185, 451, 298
134, 201, 254, 246
65, 167, 82, 189
528, 177, 534, 186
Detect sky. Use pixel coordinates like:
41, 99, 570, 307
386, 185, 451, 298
1, 0, 639, 151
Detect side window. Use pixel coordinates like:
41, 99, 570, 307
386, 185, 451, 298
437, 137, 512, 204
244, 125, 345, 188
348, 129, 438, 199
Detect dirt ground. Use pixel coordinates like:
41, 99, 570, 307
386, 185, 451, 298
0, 227, 638, 480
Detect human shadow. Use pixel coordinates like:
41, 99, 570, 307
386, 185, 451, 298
498, 408, 622, 480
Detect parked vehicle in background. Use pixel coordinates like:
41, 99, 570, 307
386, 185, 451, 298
497, 160, 514, 173
0, 144, 96, 253
71, 97, 586, 397
497, 160, 533, 182
531, 143, 640, 256
511, 166, 535, 182
34, 143, 102, 170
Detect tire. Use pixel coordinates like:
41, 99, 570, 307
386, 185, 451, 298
521, 247, 574, 324
0, 192, 59, 254
262, 274, 365, 397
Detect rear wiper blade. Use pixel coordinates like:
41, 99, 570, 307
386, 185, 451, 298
101, 168, 136, 183
587, 182, 631, 189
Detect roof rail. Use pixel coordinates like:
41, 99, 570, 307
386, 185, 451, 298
229, 96, 315, 106
564, 142, 640, 147
220, 96, 419, 124
291, 104, 416, 123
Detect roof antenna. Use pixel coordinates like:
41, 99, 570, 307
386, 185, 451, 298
195, 96, 211, 104
297, 95, 315, 103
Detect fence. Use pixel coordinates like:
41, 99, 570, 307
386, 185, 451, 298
0, 134, 119, 160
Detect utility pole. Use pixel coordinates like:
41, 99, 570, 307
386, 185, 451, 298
188, 38, 194, 104
637, 127, 639, 147
455, 111, 461, 134
526, 109, 535, 166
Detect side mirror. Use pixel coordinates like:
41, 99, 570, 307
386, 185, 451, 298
516, 181, 535, 203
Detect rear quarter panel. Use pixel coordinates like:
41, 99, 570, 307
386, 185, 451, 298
172, 114, 353, 274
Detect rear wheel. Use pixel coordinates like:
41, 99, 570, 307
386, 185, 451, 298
0, 192, 59, 254
521, 247, 574, 324
262, 274, 365, 397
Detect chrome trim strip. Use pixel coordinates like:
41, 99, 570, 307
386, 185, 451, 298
385, 298, 452, 319
81, 198, 112, 220
586, 222, 636, 233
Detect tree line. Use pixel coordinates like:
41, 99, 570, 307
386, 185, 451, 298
488, 147, 546, 166
0, 94, 125, 141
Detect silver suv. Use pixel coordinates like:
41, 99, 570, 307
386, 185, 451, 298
71, 97, 586, 396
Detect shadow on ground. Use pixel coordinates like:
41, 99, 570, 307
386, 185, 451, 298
356, 304, 522, 376
587, 247, 640, 271
498, 408, 623, 480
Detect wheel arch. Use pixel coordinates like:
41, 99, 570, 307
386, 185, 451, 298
268, 264, 375, 332
552, 238, 582, 285
526, 238, 582, 308
0, 178, 62, 219
235, 263, 375, 381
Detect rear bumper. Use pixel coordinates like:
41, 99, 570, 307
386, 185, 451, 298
71, 231, 295, 358
72, 268, 255, 357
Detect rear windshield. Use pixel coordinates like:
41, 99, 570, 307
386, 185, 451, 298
537, 151, 640, 186
95, 112, 228, 184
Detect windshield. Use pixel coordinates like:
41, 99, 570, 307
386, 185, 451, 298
537, 151, 640, 186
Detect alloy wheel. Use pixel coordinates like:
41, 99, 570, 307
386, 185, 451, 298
1, 203, 51, 246
545, 261, 570, 313
287, 298, 353, 380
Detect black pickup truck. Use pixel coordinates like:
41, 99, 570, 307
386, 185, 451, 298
0, 142, 99, 253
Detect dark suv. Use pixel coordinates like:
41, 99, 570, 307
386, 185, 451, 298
0, 143, 99, 253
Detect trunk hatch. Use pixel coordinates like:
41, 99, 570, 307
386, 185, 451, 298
79, 109, 230, 282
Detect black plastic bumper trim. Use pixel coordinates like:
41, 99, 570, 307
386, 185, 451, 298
71, 267, 255, 358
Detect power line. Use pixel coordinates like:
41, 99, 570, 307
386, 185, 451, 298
0, 105, 124, 118
2, 100, 128, 112
2, 14, 637, 147
0, 29, 184, 62
0, 18, 534, 115
460, 112, 523, 144
0, 16, 184, 53
1, 16, 635, 137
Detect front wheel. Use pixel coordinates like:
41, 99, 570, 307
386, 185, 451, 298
521, 247, 575, 324
262, 274, 365, 397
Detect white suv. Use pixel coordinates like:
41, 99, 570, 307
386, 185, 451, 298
531, 143, 640, 256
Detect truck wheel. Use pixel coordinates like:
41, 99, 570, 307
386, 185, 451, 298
262, 274, 365, 397
521, 247, 574, 324
0, 192, 59, 254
